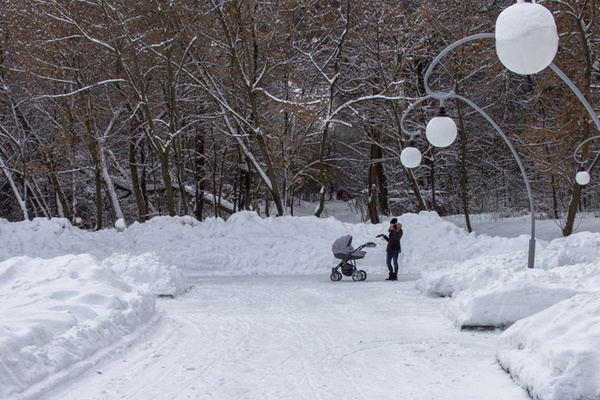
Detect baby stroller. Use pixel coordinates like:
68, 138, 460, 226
330, 235, 376, 281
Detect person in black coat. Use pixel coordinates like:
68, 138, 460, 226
378, 218, 403, 281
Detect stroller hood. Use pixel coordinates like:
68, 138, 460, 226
332, 235, 367, 260
332, 235, 353, 254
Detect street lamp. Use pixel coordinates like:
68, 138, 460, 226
400, 146, 422, 169
399, 0, 593, 269
497, 1, 600, 190
495, 0, 559, 75
426, 101, 458, 148
576, 171, 591, 186
400, 0, 600, 268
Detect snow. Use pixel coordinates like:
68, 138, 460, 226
419, 230, 600, 328
43, 276, 529, 400
1, 204, 600, 399
0, 255, 158, 399
495, 1, 558, 75
497, 293, 600, 400
114, 219, 126, 232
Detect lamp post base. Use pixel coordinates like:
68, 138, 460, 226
528, 238, 536, 269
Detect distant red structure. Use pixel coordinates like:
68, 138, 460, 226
336, 189, 351, 201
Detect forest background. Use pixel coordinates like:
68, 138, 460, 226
0, 0, 598, 236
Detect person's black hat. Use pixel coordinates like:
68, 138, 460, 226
390, 218, 398, 224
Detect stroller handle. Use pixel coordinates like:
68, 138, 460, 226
354, 242, 376, 252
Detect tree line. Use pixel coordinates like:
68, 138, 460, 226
0, 0, 598, 235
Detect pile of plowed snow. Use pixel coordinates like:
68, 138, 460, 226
0, 211, 527, 276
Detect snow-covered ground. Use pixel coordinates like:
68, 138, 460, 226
1, 201, 600, 399
42, 276, 528, 400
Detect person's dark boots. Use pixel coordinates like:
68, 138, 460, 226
391, 273, 398, 281
385, 273, 393, 281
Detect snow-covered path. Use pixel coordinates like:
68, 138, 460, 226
44, 275, 528, 400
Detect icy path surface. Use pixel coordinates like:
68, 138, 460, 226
45, 275, 528, 400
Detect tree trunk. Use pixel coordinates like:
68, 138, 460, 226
130, 140, 148, 223
82, 115, 103, 230
194, 127, 206, 221
563, 183, 582, 236
94, 165, 103, 230
367, 134, 388, 223
174, 137, 188, 215
244, 158, 252, 211
456, 100, 472, 233
212, 145, 219, 219
157, 151, 176, 217
0, 155, 28, 220
217, 148, 227, 216
377, 165, 389, 216
314, 122, 331, 218
251, 122, 284, 216
264, 188, 270, 217
429, 150, 437, 212
369, 128, 389, 221
367, 183, 378, 223
99, 145, 125, 224
550, 173, 559, 220
367, 151, 378, 223
49, 170, 70, 221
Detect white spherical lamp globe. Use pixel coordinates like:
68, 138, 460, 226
400, 147, 422, 168
426, 116, 457, 148
576, 171, 591, 185
495, 1, 558, 75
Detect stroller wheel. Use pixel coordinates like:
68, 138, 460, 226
352, 270, 363, 281
359, 270, 367, 281
330, 272, 342, 281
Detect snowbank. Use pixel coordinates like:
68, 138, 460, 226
416, 225, 600, 398
102, 253, 193, 297
496, 293, 600, 400
1, 211, 484, 276
446, 282, 584, 329
419, 232, 600, 329
0, 255, 157, 399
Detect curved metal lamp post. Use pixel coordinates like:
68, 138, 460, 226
400, 1, 600, 269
